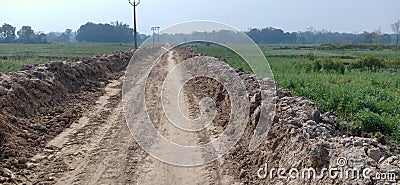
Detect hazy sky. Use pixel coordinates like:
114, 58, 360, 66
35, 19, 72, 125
1, 0, 399, 34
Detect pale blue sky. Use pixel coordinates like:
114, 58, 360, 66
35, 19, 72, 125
1, 0, 399, 34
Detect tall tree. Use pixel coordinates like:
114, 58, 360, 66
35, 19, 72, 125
391, 20, 400, 48
17, 26, 35, 43
17, 26, 47, 44
0, 23, 17, 43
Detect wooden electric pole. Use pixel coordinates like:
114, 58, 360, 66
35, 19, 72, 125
129, 0, 140, 49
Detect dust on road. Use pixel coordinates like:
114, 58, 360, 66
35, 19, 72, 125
24, 48, 232, 185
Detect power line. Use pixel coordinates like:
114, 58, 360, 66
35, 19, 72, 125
128, 0, 140, 49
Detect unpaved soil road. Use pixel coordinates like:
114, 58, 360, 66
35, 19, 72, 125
135, 50, 210, 185
4, 47, 399, 185
25, 49, 237, 185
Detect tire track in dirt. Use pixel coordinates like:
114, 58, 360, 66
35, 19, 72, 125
135, 50, 215, 185
26, 76, 145, 185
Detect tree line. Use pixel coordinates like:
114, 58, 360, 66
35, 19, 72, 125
0, 22, 147, 44
1, 21, 399, 45
0, 24, 47, 44
246, 26, 399, 45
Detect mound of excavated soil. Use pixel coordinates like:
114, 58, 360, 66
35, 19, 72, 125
182, 56, 400, 184
0, 51, 133, 183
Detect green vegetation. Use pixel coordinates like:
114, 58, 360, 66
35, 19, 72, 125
192, 44, 400, 142
0, 43, 133, 72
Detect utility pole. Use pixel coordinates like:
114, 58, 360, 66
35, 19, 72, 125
129, 0, 140, 49
151, 26, 160, 45
151, 27, 156, 45
157, 27, 160, 44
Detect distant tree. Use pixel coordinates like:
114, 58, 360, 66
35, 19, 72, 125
46, 32, 62, 42
46, 29, 73, 43
58, 29, 73, 42
392, 20, 400, 48
17, 26, 35, 43
138, 33, 150, 43
65, 29, 72, 36
62, 29, 73, 41
246, 27, 297, 44
379, 34, 393, 45
17, 26, 47, 44
362, 31, 379, 44
0, 23, 17, 43
36, 32, 47, 44
76, 22, 133, 43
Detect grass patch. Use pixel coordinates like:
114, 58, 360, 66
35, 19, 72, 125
0, 43, 133, 72
190, 44, 252, 72
0, 58, 48, 72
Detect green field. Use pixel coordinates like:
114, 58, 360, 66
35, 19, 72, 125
0, 43, 133, 72
192, 44, 400, 143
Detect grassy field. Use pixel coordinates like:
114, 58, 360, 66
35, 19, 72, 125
192, 44, 400, 143
0, 43, 133, 72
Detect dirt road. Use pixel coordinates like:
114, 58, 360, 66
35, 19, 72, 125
24, 48, 235, 184
3, 47, 399, 185
135, 49, 210, 185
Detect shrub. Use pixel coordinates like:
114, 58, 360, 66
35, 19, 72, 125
313, 58, 345, 74
353, 109, 393, 136
350, 56, 384, 71
306, 51, 316, 60
313, 60, 322, 72
386, 57, 400, 69
318, 44, 337, 50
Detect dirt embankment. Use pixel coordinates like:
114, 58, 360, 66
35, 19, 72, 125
0, 51, 133, 183
183, 56, 400, 184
